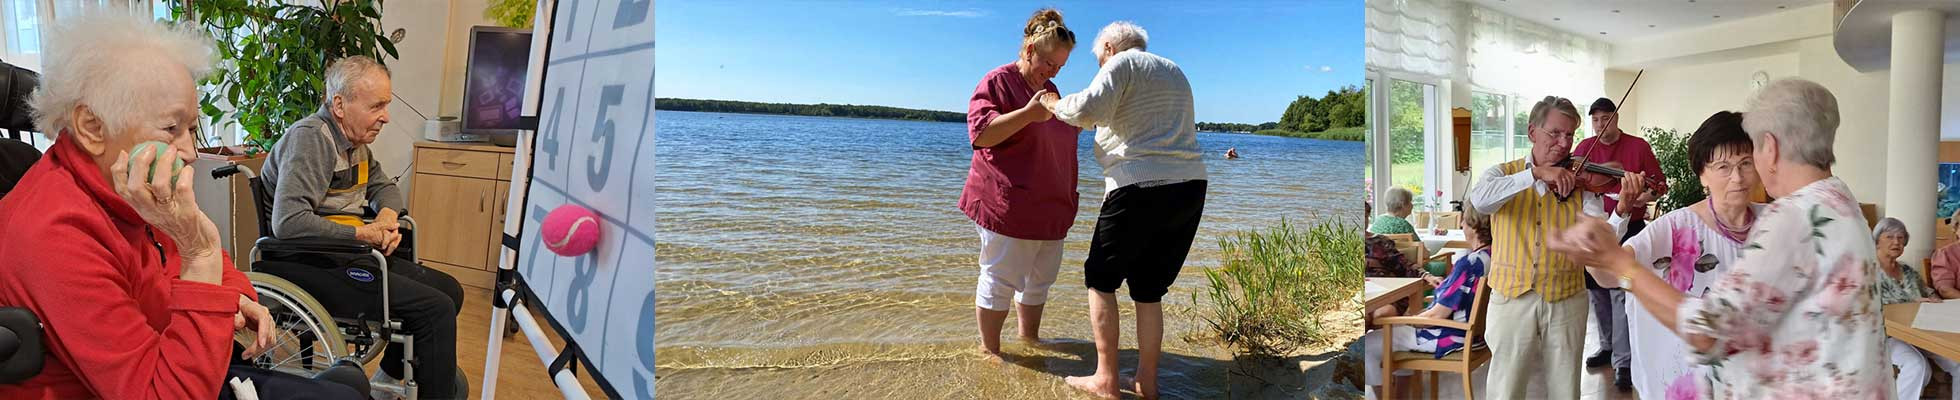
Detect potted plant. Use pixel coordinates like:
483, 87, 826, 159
169, 0, 399, 155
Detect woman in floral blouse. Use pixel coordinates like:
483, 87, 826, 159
1550, 79, 1891, 399
1871, 217, 1953, 400
1582, 111, 1766, 400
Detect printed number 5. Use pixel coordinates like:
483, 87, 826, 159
586, 85, 624, 191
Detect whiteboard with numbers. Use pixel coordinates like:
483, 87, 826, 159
497, 0, 653, 398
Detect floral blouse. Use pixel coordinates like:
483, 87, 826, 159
1674, 177, 1891, 399
1874, 260, 1934, 305
1624, 203, 1765, 400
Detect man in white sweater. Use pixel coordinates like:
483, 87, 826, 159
1038, 21, 1207, 400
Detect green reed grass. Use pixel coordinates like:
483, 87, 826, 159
1193, 216, 1363, 357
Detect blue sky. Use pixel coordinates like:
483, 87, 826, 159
655, 1, 1361, 124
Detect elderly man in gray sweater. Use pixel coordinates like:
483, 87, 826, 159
260, 56, 466, 399
1038, 21, 1207, 400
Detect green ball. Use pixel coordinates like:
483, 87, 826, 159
128, 141, 186, 187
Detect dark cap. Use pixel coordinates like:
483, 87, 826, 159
1589, 98, 1617, 115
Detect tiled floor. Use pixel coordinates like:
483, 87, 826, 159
1366, 295, 1647, 400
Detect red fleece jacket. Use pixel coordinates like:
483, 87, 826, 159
0, 136, 256, 399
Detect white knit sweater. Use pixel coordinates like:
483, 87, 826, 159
1051, 49, 1208, 194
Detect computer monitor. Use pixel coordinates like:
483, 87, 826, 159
461, 26, 533, 143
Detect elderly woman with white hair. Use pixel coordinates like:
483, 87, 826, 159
1550, 78, 1890, 398
1369, 187, 1420, 237
1036, 21, 1207, 400
1871, 217, 1957, 400
0, 14, 362, 399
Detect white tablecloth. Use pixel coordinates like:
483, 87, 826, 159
1421, 229, 1466, 253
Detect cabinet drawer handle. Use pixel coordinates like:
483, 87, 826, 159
442, 161, 467, 168
479, 194, 487, 212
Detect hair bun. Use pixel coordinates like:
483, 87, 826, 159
1024, 8, 1064, 37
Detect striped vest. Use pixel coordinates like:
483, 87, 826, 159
1488, 159, 1588, 301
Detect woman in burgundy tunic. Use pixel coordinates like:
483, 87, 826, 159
960, 7, 1080, 361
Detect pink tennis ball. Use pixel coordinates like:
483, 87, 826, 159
542, 205, 601, 256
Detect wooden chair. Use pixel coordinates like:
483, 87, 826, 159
1377, 280, 1493, 400
1925, 257, 1935, 288
1431, 211, 1460, 230
1425, 251, 1456, 276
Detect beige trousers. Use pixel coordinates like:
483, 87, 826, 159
1484, 290, 1588, 399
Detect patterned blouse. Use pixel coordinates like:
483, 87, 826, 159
1673, 177, 1891, 399
1874, 260, 1934, 305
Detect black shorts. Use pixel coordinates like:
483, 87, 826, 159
1083, 179, 1207, 303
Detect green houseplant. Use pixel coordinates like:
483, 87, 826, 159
485, 0, 535, 29
1645, 126, 1706, 213
170, 0, 398, 154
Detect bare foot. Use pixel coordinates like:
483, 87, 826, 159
1020, 336, 1063, 350
978, 348, 1006, 365
1064, 374, 1121, 399
1127, 376, 1157, 400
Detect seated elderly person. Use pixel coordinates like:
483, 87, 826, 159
1369, 187, 1421, 238
1928, 209, 1960, 299
259, 55, 466, 398
0, 15, 359, 399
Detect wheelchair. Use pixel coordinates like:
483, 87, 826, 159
211, 164, 425, 399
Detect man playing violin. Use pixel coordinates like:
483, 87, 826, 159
1571, 97, 1668, 391
1465, 95, 1640, 399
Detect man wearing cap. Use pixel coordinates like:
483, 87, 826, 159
1571, 97, 1667, 392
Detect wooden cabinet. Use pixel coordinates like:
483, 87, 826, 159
410, 141, 514, 289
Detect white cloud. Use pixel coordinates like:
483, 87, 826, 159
1320, 65, 1334, 72
895, 8, 985, 18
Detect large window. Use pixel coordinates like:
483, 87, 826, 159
1364, 78, 1377, 205
1387, 79, 1434, 200
1468, 91, 1511, 176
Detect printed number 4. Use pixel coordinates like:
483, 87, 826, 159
540, 87, 566, 168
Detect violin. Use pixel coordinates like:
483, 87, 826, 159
1552, 155, 1663, 201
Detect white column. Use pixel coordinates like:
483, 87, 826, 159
1885, 9, 1944, 262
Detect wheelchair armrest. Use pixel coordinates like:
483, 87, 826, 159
255, 237, 376, 255
0, 307, 42, 384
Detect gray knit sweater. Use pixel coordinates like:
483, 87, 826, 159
259, 110, 405, 240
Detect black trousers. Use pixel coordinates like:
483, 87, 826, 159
217, 366, 364, 400
262, 250, 466, 399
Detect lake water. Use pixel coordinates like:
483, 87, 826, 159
653, 110, 1361, 398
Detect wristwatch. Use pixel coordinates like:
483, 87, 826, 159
1619, 274, 1633, 290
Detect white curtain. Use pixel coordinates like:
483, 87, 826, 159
1366, 0, 1460, 79
1465, 4, 1610, 108
1, 0, 160, 72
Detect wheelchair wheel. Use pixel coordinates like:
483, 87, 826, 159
242, 272, 349, 377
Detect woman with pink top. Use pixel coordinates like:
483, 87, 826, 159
1927, 210, 1960, 299
959, 7, 1080, 362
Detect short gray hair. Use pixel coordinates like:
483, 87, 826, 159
1874, 217, 1909, 245
1742, 78, 1838, 169
1095, 21, 1148, 56
324, 55, 391, 101
1527, 96, 1579, 132
1382, 187, 1413, 213
29, 13, 212, 138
